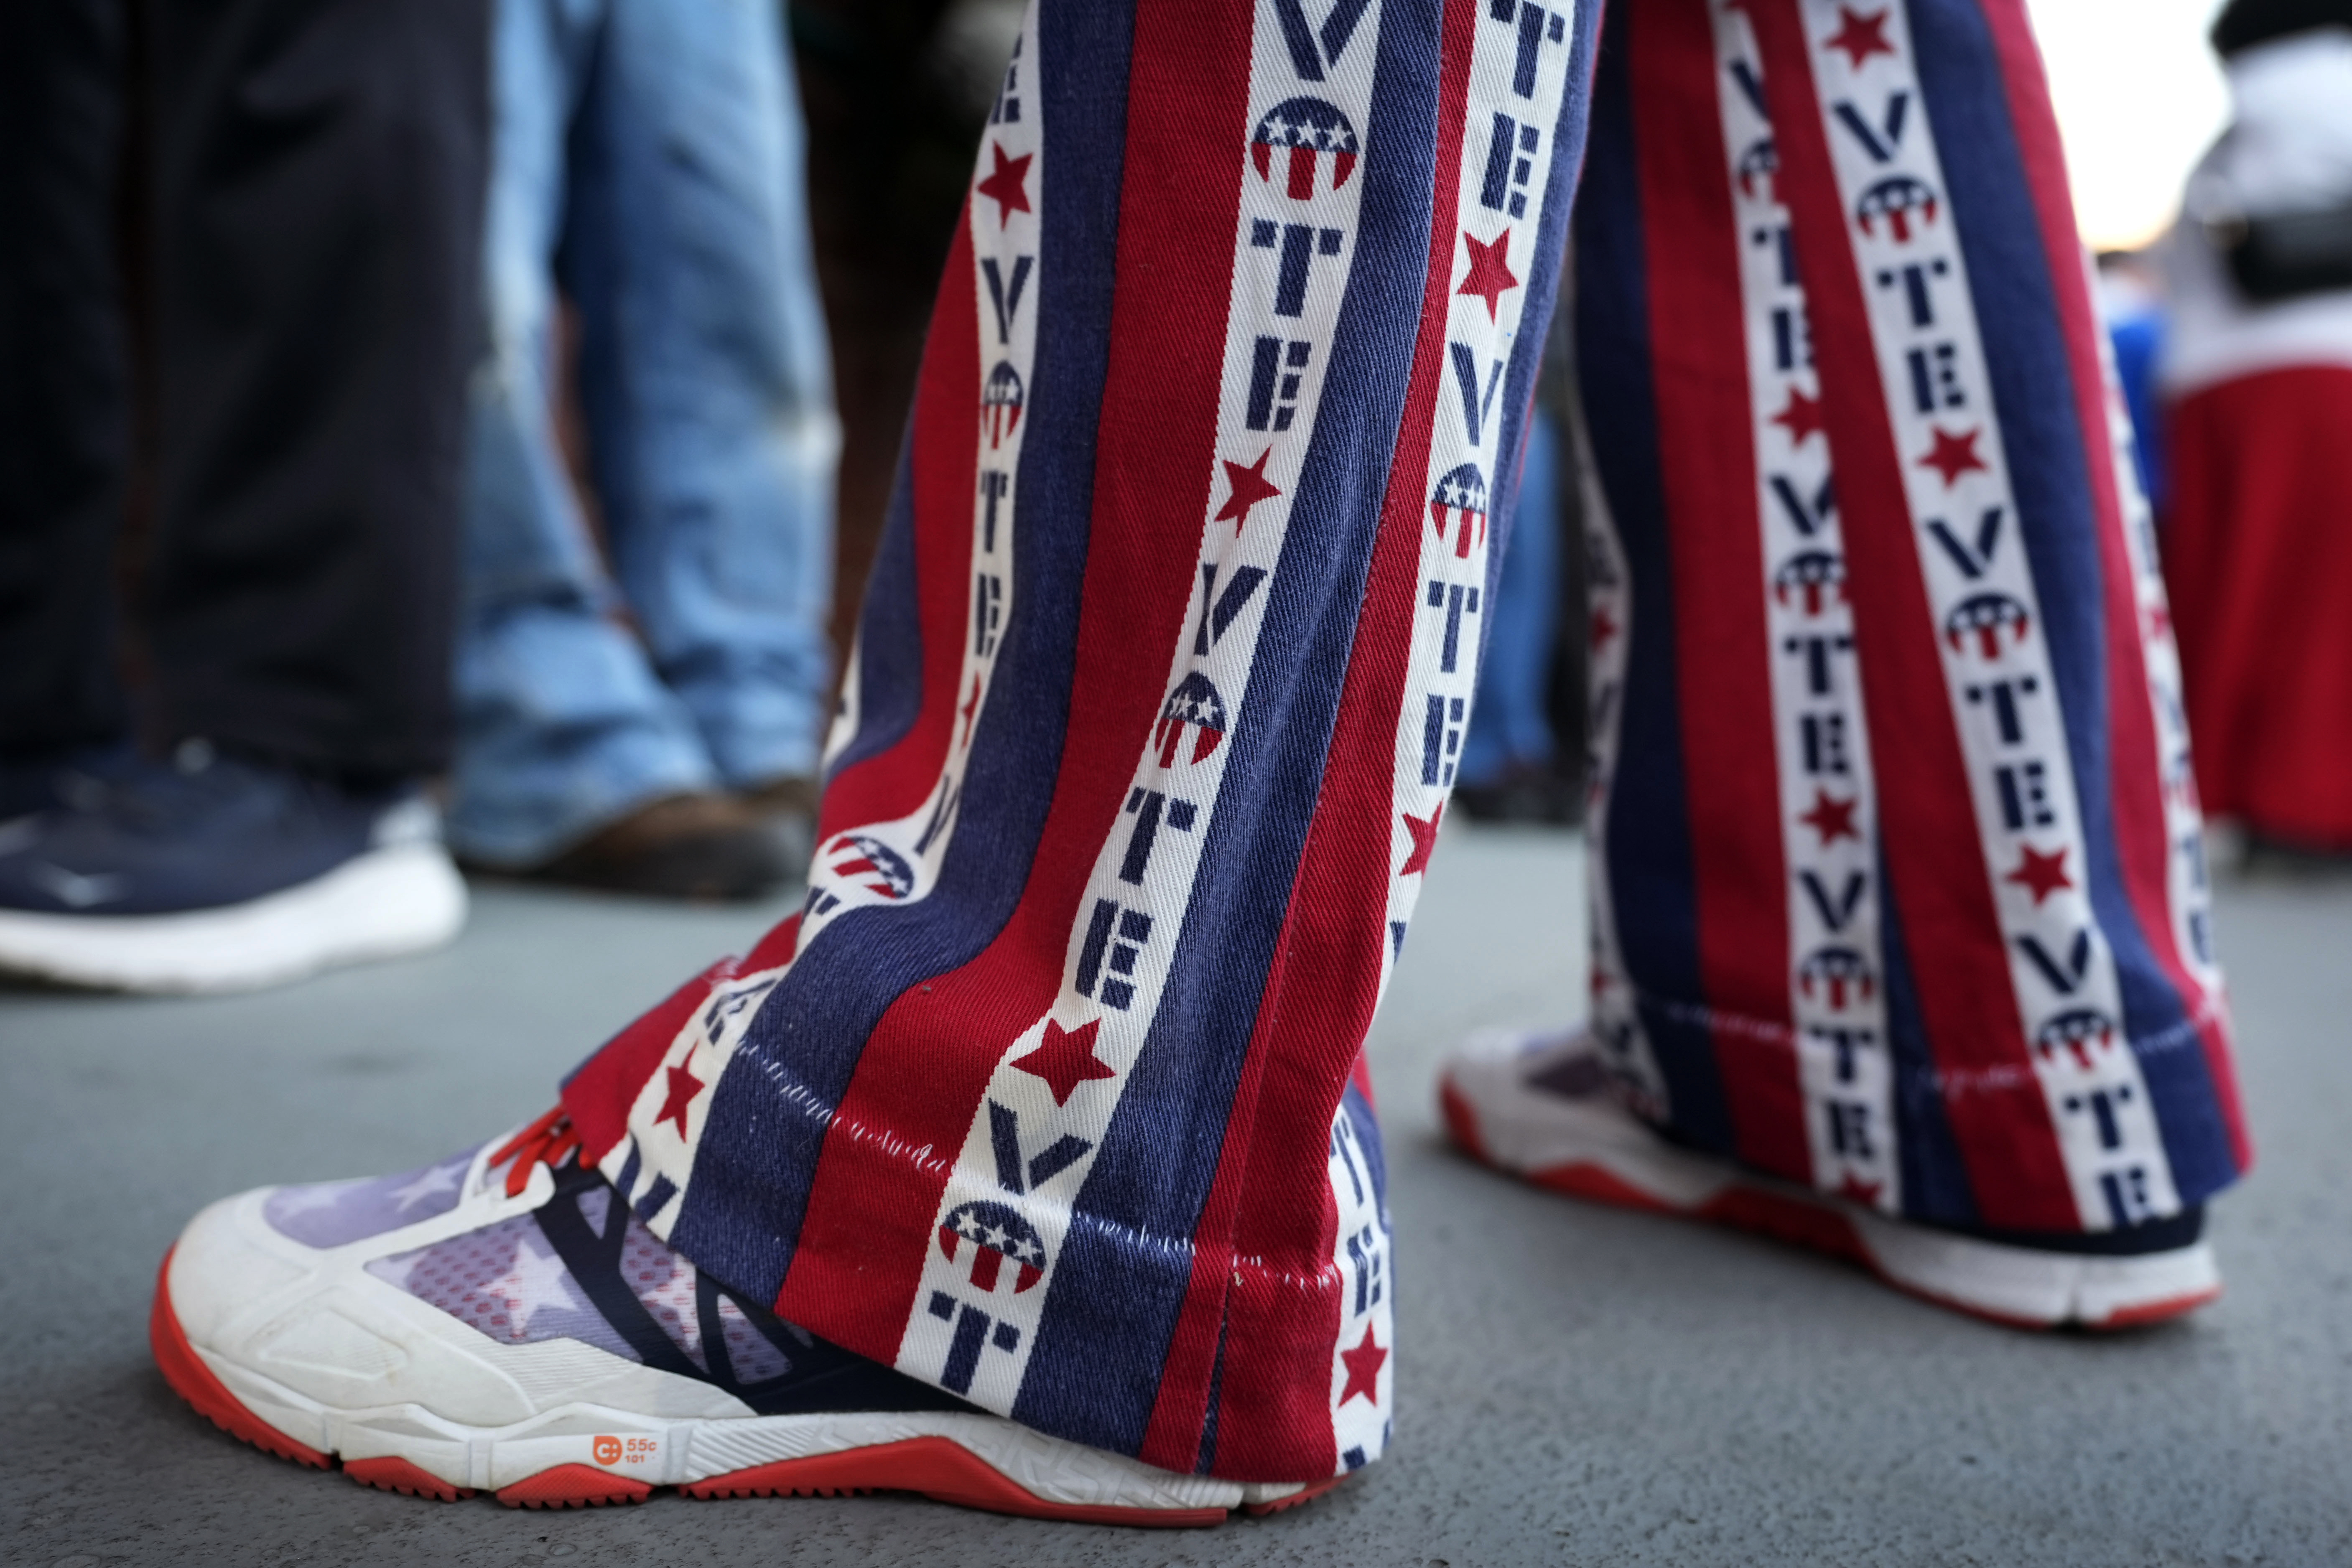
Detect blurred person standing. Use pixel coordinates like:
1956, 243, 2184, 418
2161, 0, 2352, 853
448, 0, 838, 900
0, 0, 487, 991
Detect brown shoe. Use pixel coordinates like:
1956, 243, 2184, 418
735, 774, 819, 818
522, 793, 797, 901
735, 774, 820, 872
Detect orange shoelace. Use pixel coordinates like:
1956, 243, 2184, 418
489, 1107, 583, 1197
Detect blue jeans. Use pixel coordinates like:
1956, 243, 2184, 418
1459, 411, 1560, 787
452, 0, 836, 865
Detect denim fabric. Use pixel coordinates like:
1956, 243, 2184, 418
1459, 412, 1560, 787
452, 0, 836, 865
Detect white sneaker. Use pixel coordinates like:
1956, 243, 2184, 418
1438, 1028, 2222, 1329
153, 1111, 1341, 1524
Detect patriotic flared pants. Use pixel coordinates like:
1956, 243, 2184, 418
559, 0, 2251, 1486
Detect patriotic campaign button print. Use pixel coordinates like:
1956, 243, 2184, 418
1378, 0, 1581, 1012
553, 0, 2246, 1497
1570, 0, 2245, 1232
1786, 0, 2177, 1231
896, 0, 1400, 1431
1708, 1, 1899, 1210
580, 0, 1051, 1259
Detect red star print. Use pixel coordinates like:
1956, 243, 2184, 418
658, 1062, 703, 1140
1338, 1326, 1387, 1408
1834, 1173, 1883, 1207
1400, 803, 1444, 877
961, 674, 984, 747
1457, 229, 1520, 321
1826, 7, 1896, 70
1799, 790, 1860, 846
1917, 426, 1987, 488
1589, 605, 1618, 650
1773, 386, 1827, 446
2004, 844, 2072, 905
976, 143, 1033, 229
1011, 1019, 1117, 1107
1213, 448, 1283, 533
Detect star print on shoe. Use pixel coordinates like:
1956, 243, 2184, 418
1437, 1029, 2223, 1329
154, 1110, 1337, 1523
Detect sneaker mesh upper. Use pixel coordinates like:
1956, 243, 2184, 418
367, 1205, 636, 1363
262, 1147, 478, 1248
364, 1181, 795, 1382
617, 1201, 704, 1369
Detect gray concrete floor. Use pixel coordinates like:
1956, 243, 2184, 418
3, 826, 2347, 1566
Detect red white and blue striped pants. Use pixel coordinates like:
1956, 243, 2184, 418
560, 0, 2250, 1485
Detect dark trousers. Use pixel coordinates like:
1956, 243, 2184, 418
0, 0, 489, 778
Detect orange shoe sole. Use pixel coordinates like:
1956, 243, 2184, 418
150, 1248, 1349, 1523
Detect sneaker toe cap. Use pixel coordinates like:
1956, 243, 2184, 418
169, 1191, 312, 1347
